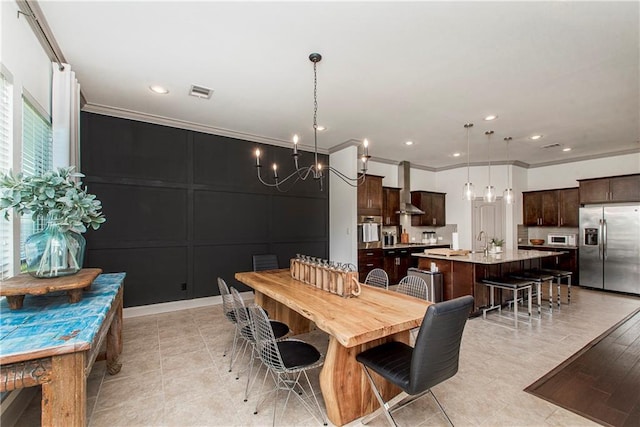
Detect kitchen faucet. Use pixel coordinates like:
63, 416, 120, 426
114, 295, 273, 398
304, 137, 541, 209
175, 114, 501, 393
477, 231, 488, 256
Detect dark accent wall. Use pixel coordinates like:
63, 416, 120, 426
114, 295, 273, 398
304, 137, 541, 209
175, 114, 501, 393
80, 112, 329, 307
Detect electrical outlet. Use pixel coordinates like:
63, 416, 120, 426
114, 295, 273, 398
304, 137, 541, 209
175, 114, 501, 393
181, 283, 187, 291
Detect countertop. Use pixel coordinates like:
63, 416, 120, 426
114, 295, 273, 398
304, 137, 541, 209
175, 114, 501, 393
382, 243, 450, 250
412, 249, 560, 264
518, 244, 578, 250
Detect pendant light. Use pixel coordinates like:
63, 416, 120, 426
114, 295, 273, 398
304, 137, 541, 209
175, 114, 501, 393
462, 123, 475, 200
503, 136, 514, 204
483, 130, 496, 202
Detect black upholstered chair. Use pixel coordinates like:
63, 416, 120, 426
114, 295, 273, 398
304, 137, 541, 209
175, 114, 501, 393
252, 254, 279, 271
356, 295, 474, 426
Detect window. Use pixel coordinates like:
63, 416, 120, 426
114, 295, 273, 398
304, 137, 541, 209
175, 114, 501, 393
20, 96, 53, 266
0, 72, 13, 279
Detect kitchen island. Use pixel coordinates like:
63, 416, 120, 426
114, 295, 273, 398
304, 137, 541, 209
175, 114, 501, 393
413, 249, 559, 312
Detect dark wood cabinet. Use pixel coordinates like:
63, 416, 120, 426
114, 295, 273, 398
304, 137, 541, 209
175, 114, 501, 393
358, 175, 384, 215
410, 191, 446, 226
523, 188, 578, 227
358, 248, 383, 282
558, 188, 579, 227
382, 187, 400, 226
383, 245, 447, 285
579, 174, 640, 204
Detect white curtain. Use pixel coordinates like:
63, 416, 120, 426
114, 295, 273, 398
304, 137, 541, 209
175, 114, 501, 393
52, 62, 81, 170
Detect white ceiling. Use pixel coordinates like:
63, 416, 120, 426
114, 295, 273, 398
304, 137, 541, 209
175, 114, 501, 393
38, 1, 640, 169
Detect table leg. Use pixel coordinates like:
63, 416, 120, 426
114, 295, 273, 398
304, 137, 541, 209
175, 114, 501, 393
106, 288, 123, 375
5, 295, 25, 310
254, 292, 313, 335
319, 331, 408, 426
41, 352, 86, 427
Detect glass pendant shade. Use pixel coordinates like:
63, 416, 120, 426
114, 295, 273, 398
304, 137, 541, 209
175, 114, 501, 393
463, 182, 475, 200
503, 188, 514, 204
483, 185, 496, 203
462, 123, 474, 201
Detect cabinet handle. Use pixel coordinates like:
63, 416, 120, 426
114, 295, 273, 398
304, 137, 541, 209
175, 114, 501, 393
395, 257, 400, 265
366, 252, 374, 256
432, 218, 436, 225
366, 263, 374, 267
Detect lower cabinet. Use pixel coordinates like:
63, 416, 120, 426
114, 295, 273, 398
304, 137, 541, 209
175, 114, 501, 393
383, 246, 448, 285
358, 248, 383, 282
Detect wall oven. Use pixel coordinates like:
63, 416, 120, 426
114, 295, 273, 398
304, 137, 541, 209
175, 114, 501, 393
358, 215, 382, 249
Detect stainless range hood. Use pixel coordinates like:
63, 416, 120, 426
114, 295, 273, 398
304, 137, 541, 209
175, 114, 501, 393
396, 161, 425, 215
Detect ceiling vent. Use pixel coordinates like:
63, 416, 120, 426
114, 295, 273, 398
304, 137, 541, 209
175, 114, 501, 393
189, 84, 213, 99
541, 143, 561, 149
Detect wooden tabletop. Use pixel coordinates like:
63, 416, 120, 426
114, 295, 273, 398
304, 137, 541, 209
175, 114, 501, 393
235, 269, 432, 348
0, 268, 102, 296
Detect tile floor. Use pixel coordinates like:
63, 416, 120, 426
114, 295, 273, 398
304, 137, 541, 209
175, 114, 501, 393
13, 286, 640, 427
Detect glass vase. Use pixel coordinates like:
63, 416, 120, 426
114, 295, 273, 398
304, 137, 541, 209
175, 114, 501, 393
24, 220, 86, 278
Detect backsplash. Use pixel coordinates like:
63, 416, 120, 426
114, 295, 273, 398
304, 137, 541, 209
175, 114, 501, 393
383, 220, 457, 246
518, 225, 579, 245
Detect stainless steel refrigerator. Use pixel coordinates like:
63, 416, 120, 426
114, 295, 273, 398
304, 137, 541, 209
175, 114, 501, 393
579, 204, 640, 294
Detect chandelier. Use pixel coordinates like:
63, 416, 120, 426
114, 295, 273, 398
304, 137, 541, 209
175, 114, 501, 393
254, 53, 370, 191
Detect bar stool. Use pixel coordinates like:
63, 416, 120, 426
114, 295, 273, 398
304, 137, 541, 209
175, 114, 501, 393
538, 268, 572, 307
510, 270, 556, 315
481, 277, 535, 329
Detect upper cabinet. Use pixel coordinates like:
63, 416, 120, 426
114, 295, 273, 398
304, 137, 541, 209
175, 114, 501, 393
410, 191, 446, 226
523, 188, 579, 227
382, 187, 400, 226
357, 175, 384, 215
579, 174, 640, 204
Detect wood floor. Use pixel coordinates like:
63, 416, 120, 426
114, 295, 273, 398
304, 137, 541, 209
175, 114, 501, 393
526, 307, 640, 427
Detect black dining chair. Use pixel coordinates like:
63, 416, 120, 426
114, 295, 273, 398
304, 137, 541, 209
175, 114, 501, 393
252, 254, 279, 271
356, 295, 474, 426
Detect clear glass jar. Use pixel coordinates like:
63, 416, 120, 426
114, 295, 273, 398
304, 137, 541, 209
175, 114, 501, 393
24, 219, 86, 278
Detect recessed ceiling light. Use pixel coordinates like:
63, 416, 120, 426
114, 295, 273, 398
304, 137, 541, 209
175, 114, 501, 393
453, 152, 461, 157
562, 147, 572, 152
530, 134, 543, 140
149, 85, 169, 94
484, 115, 498, 121
405, 141, 414, 146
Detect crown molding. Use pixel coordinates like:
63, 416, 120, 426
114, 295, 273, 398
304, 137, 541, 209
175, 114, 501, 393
81, 103, 327, 154
527, 148, 640, 168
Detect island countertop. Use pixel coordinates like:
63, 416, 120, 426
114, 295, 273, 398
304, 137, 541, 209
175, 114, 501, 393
412, 249, 561, 264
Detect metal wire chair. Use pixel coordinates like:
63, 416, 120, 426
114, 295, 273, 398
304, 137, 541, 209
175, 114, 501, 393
218, 277, 241, 372
248, 305, 327, 426
396, 275, 429, 300
230, 287, 290, 402
364, 268, 389, 289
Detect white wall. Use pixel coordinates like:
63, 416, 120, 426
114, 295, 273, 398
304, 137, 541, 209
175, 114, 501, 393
366, 161, 399, 187
527, 153, 640, 190
329, 146, 358, 265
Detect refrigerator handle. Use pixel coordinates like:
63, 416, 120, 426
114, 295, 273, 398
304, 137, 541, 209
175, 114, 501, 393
603, 218, 607, 260
598, 219, 604, 260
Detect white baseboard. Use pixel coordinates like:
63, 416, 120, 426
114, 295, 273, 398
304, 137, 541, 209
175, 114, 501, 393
123, 292, 254, 318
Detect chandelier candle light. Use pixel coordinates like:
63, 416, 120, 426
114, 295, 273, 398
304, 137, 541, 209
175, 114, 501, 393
483, 130, 496, 203
462, 123, 475, 200
503, 136, 514, 204
254, 53, 370, 191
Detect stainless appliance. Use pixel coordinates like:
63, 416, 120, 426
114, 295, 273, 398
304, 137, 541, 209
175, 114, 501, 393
407, 268, 443, 302
358, 215, 382, 249
547, 233, 576, 246
579, 204, 640, 294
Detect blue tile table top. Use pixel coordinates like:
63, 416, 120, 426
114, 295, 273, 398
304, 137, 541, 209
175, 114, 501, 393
0, 273, 125, 364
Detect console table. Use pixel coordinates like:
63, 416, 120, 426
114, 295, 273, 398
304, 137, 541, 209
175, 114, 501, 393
0, 272, 125, 426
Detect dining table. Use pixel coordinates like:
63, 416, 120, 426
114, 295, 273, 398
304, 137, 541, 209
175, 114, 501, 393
235, 268, 432, 426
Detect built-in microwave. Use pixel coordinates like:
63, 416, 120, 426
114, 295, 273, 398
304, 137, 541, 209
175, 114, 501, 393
547, 233, 576, 246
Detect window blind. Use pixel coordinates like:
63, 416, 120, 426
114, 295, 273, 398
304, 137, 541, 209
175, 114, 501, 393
0, 73, 13, 279
20, 97, 53, 264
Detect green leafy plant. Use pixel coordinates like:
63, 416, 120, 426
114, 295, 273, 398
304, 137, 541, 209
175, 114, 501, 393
0, 167, 106, 232
490, 238, 504, 247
